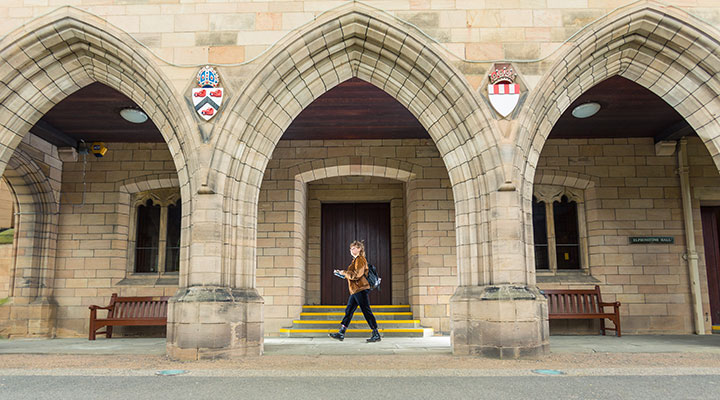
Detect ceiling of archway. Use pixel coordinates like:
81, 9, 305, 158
282, 78, 430, 140
31, 82, 164, 146
28, 76, 693, 148
548, 76, 694, 140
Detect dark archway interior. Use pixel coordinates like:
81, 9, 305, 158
282, 78, 430, 140
548, 76, 693, 141
29, 76, 694, 147
29, 82, 164, 146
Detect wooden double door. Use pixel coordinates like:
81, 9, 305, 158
321, 203, 391, 305
701, 206, 720, 326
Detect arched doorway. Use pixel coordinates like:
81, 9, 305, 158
253, 77, 456, 337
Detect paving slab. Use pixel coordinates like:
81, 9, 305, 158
548, 334, 720, 354
0, 335, 719, 356
0, 338, 167, 355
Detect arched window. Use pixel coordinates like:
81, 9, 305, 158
532, 188, 588, 274
135, 199, 161, 273
532, 196, 549, 270
130, 190, 181, 274
553, 195, 580, 270
164, 199, 181, 273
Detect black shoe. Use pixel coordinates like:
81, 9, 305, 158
367, 329, 381, 343
329, 325, 346, 341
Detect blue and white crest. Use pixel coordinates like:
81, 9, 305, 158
196, 65, 220, 88
192, 66, 223, 121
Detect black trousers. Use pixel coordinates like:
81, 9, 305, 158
340, 289, 378, 330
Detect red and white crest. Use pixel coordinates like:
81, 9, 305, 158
487, 65, 520, 118
192, 66, 223, 121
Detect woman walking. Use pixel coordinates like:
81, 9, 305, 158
329, 240, 381, 343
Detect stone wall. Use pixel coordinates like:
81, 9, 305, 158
3, 137, 458, 337
536, 137, 717, 334
2, 1, 719, 94
258, 138, 456, 334
4, 135, 714, 337
53, 142, 178, 337
0, 244, 11, 299
0, 180, 12, 229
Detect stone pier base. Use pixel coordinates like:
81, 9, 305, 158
0, 297, 57, 338
166, 287, 264, 360
450, 285, 549, 358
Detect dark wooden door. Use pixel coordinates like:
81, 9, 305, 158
701, 207, 720, 325
321, 203, 391, 305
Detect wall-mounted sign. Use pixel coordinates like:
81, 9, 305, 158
629, 236, 674, 244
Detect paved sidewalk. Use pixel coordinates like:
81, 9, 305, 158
0, 335, 719, 356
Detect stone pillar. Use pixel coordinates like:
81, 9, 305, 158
3, 193, 60, 338
166, 191, 264, 360
450, 186, 549, 358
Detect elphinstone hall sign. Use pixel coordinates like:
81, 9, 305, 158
1, 0, 720, 359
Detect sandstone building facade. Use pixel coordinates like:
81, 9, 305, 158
1, 0, 720, 359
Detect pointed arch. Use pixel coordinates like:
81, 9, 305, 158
0, 7, 198, 198
514, 3, 720, 201
3, 148, 60, 302
210, 3, 503, 288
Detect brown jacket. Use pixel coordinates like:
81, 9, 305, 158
341, 255, 370, 295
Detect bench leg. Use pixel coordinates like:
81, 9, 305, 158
107, 326, 113, 339
614, 316, 621, 337
600, 319, 606, 336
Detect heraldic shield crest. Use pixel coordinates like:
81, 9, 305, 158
487, 65, 520, 118
192, 66, 223, 121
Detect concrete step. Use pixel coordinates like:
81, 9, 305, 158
289, 320, 421, 329
299, 311, 413, 320
279, 328, 433, 338
302, 305, 411, 313
281, 304, 434, 338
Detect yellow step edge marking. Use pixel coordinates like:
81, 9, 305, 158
300, 312, 412, 316
280, 328, 425, 333
712, 325, 720, 332
293, 320, 419, 324
302, 305, 410, 309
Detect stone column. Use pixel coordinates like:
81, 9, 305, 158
166, 190, 263, 360
450, 184, 549, 358
2, 158, 61, 338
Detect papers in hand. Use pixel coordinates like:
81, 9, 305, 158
333, 270, 345, 279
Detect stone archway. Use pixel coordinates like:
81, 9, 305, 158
0, 8, 198, 340
513, 4, 720, 336
0, 7, 198, 198
208, 4, 503, 295
168, 2, 550, 359
516, 4, 720, 201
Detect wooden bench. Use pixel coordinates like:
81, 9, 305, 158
88, 293, 170, 340
542, 285, 621, 337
